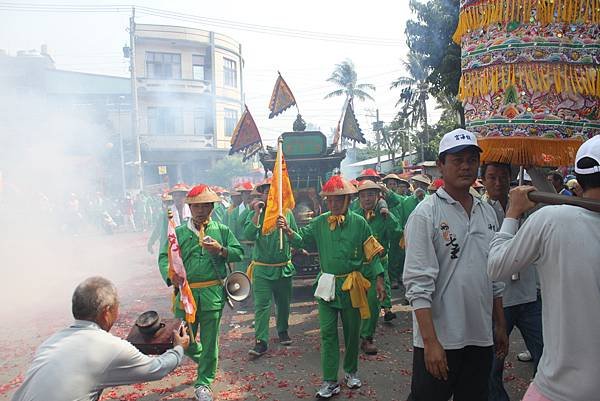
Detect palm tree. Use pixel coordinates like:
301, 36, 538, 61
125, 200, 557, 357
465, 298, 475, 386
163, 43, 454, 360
324, 59, 375, 104
391, 53, 431, 161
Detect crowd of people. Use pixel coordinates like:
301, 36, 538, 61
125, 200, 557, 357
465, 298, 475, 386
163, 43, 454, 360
12, 130, 600, 401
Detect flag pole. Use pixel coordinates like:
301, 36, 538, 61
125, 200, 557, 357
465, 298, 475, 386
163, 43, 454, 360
278, 136, 284, 250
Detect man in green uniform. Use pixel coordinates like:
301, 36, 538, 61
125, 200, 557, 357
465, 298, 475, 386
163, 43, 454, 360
350, 169, 405, 215
147, 192, 174, 254
278, 175, 386, 398
234, 182, 256, 273
210, 186, 227, 224
355, 180, 402, 355
158, 184, 243, 401
223, 189, 243, 238
167, 183, 192, 226
381, 174, 408, 290
244, 180, 298, 357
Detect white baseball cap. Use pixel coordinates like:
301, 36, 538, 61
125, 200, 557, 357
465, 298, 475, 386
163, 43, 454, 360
575, 135, 600, 175
438, 128, 482, 156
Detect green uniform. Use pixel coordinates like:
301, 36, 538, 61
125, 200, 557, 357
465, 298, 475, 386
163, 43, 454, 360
212, 202, 226, 224
355, 208, 401, 339
236, 206, 254, 272
147, 209, 168, 251
289, 211, 384, 381
388, 193, 427, 284
158, 220, 243, 388
243, 210, 298, 343
223, 204, 243, 239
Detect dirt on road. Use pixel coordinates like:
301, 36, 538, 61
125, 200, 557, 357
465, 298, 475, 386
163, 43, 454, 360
0, 232, 534, 400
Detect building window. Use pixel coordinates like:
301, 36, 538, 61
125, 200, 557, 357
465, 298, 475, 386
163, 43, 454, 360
224, 109, 238, 136
145, 52, 181, 79
147, 107, 183, 135
223, 58, 237, 87
194, 108, 211, 135
192, 55, 206, 81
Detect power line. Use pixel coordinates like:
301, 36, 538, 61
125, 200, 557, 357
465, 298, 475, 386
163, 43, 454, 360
135, 6, 402, 46
0, 2, 404, 46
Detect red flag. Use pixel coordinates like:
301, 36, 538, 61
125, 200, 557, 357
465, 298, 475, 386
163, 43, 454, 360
229, 106, 263, 158
268, 72, 297, 119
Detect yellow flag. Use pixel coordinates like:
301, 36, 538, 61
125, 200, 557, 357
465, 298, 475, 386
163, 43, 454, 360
262, 147, 295, 235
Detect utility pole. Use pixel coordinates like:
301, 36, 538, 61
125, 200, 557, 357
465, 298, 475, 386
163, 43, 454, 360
372, 109, 384, 172
129, 6, 143, 192
117, 96, 127, 197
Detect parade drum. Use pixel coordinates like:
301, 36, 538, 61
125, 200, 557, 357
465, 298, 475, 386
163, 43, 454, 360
126, 311, 182, 355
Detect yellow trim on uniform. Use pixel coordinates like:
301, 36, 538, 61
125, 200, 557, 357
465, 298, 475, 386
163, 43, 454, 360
363, 235, 384, 262
188, 279, 222, 289
340, 271, 372, 320
246, 260, 290, 281
327, 215, 345, 231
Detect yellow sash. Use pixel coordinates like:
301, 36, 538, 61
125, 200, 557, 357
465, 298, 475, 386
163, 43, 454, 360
327, 215, 345, 230
340, 271, 372, 319
246, 260, 290, 281
188, 280, 222, 289
365, 210, 375, 221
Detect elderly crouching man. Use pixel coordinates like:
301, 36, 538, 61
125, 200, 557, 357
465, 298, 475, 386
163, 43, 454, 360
158, 184, 243, 401
12, 277, 190, 401
277, 175, 386, 399
403, 129, 507, 401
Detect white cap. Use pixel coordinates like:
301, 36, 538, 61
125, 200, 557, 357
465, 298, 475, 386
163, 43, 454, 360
575, 136, 600, 175
438, 128, 482, 156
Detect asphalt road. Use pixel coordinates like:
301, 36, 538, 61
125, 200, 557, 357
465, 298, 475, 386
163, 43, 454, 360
0, 231, 534, 400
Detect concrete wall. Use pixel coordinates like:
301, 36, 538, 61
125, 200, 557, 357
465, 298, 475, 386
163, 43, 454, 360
134, 24, 243, 150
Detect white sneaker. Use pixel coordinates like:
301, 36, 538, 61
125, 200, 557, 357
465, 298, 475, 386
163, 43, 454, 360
316, 381, 341, 398
194, 385, 213, 401
517, 350, 533, 362
344, 372, 362, 389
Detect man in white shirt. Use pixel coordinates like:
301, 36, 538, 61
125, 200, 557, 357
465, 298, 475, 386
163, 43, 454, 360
403, 129, 507, 401
488, 135, 600, 401
12, 277, 190, 401
482, 163, 543, 401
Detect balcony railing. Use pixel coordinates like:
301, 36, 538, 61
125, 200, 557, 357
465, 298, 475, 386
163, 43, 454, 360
137, 78, 211, 95
140, 134, 216, 151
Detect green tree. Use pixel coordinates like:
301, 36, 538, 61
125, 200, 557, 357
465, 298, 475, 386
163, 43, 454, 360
204, 155, 248, 187
324, 59, 375, 104
354, 141, 379, 162
391, 53, 432, 161
405, 0, 463, 125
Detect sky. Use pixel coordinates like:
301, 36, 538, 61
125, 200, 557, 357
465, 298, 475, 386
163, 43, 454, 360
0, 0, 443, 146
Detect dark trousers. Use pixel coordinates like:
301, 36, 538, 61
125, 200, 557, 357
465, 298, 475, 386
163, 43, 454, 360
408, 345, 493, 401
488, 295, 544, 401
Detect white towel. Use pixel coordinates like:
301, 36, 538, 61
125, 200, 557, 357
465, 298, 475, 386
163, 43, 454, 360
314, 273, 336, 302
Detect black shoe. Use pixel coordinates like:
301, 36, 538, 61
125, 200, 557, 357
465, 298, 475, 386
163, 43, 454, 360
383, 311, 397, 322
278, 331, 293, 346
248, 340, 268, 357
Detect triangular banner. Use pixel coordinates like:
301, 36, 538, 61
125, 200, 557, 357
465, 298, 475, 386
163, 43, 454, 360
341, 101, 366, 144
242, 142, 262, 161
229, 106, 263, 157
268, 72, 297, 119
